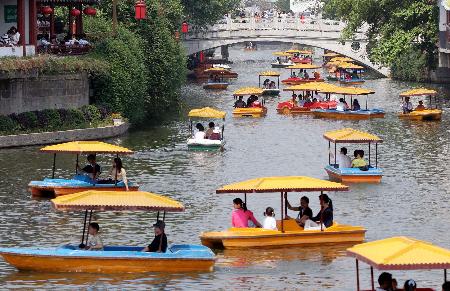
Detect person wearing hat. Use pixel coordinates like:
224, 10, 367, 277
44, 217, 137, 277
142, 220, 167, 253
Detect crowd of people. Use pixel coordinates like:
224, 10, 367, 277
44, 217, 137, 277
330, 147, 369, 169
193, 122, 222, 140
0, 26, 20, 46
234, 95, 262, 108
231, 193, 334, 231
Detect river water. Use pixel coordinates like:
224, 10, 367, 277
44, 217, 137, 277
0, 44, 450, 290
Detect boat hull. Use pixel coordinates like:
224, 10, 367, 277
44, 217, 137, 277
202, 83, 228, 90
0, 245, 215, 273
281, 78, 324, 85
338, 79, 365, 85
271, 63, 291, 68
233, 107, 267, 118
398, 110, 442, 121
262, 89, 280, 96
200, 220, 366, 249
187, 139, 225, 151
325, 165, 382, 183
312, 109, 385, 120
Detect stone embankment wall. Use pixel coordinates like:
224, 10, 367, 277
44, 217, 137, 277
0, 72, 89, 115
0, 122, 129, 148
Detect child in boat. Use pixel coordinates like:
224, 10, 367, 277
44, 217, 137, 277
232, 198, 262, 228
262, 207, 277, 230
415, 100, 425, 111
351, 150, 367, 168
205, 122, 215, 139
143, 220, 168, 253
85, 222, 104, 251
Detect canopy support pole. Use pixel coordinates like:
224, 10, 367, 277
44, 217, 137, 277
85, 210, 93, 246
80, 210, 88, 247
328, 141, 331, 165
75, 154, 79, 175
356, 259, 360, 291
244, 193, 247, 205
284, 192, 287, 217
375, 143, 378, 168
258, 75, 261, 87
51, 153, 56, 179
157, 211, 160, 221
370, 266, 374, 291
280, 192, 284, 233
277, 76, 280, 89
334, 143, 337, 166
445, 269, 447, 282
365, 96, 368, 110
163, 211, 166, 221
368, 143, 371, 166
114, 154, 119, 186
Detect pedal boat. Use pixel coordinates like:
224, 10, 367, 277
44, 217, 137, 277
0, 191, 216, 273
200, 176, 366, 249
278, 83, 339, 114
271, 51, 293, 68
347, 236, 450, 291
233, 87, 267, 118
337, 62, 365, 85
398, 88, 442, 121
281, 63, 324, 85
312, 86, 385, 120
28, 141, 139, 197
258, 70, 281, 96
202, 67, 230, 90
286, 49, 313, 64
187, 107, 226, 151
324, 128, 383, 183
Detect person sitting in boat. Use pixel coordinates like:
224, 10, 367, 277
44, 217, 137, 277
402, 96, 414, 113
298, 69, 304, 79
269, 81, 276, 89
142, 220, 167, 253
84, 222, 104, 251
351, 70, 359, 79
208, 74, 214, 83
304, 71, 310, 80
276, 57, 281, 64
103, 157, 129, 190
352, 99, 361, 111
262, 207, 277, 230
209, 127, 221, 140
313, 71, 321, 80
304, 194, 333, 229
415, 100, 426, 111
351, 150, 367, 168
291, 71, 297, 78
77, 154, 101, 181
403, 279, 417, 291
304, 92, 312, 102
250, 97, 262, 108
345, 72, 351, 81
205, 122, 215, 139
285, 194, 313, 227
376, 272, 393, 291
290, 94, 298, 106
194, 123, 206, 139
330, 147, 352, 168
287, 58, 293, 65
246, 95, 258, 107
336, 98, 349, 112
312, 98, 318, 103
234, 96, 247, 108
262, 79, 270, 89
232, 198, 262, 228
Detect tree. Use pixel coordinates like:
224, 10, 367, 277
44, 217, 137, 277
323, 0, 439, 77
275, 0, 290, 12
180, 0, 240, 26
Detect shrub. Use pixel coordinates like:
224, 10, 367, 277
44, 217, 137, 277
80, 104, 101, 123
97, 104, 113, 119
64, 109, 87, 128
0, 115, 19, 134
36, 109, 61, 130
16, 111, 38, 129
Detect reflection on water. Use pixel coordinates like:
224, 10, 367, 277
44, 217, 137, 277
0, 44, 449, 289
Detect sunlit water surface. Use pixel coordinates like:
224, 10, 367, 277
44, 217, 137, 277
0, 44, 450, 290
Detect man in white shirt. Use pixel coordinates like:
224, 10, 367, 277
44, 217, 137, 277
330, 147, 352, 168
402, 96, 413, 113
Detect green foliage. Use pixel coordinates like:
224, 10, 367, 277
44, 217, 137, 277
0, 115, 19, 134
16, 112, 38, 129
181, 0, 240, 27
391, 47, 428, 82
64, 109, 87, 128
323, 0, 439, 80
36, 109, 62, 130
80, 104, 102, 123
275, 0, 290, 12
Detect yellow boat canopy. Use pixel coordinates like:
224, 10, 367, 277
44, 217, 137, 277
319, 86, 375, 95
233, 87, 264, 96
347, 236, 450, 270
338, 62, 364, 69
400, 88, 438, 97
286, 49, 313, 55
286, 63, 321, 70
259, 70, 281, 77
283, 82, 339, 92
272, 51, 292, 57
324, 128, 382, 144
323, 52, 340, 57
51, 190, 185, 212
40, 141, 133, 154
330, 57, 354, 62
216, 176, 348, 193
204, 67, 228, 73
188, 107, 226, 119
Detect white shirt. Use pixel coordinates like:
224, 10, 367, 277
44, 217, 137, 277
10, 32, 20, 45
337, 153, 352, 168
336, 102, 347, 111
194, 131, 205, 140
263, 216, 278, 230
87, 234, 103, 250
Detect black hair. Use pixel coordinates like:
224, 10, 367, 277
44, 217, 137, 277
378, 272, 392, 286
208, 122, 215, 128
320, 193, 333, 210
359, 150, 365, 157
340, 147, 347, 155
196, 123, 204, 131
265, 207, 275, 217
89, 222, 100, 232
300, 196, 309, 204
353, 99, 359, 105
114, 157, 123, 172
404, 279, 417, 291
442, 281, 450, 291
233, 198, 247, 212
87, 154, 96, 161
354, 150, 359, 158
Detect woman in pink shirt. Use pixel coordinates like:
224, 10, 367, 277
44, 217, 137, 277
232, 198, 262, 228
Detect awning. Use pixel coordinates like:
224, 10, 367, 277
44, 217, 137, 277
400, 88, 438, 97
233, 87, 264, 96
286, 63, 321, 70
338, 62, 364, 69
324, 128, 383, 143
188, 107, 226, 119
259, 70, 281, 77
216, 176, 348, 193
40, 141, 133, 154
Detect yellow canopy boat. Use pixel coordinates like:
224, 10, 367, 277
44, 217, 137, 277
258, 71, 281, 96
187, 107, 226, 151
29, 141, 138, 197
337, 62, 365, 84
232, 87, 267, 118
200, 176, 366, 249
324, 128, 383, 183
0, 190, 216, 273
202, 67, 229, 90
347, 236, 450, 291
399, 88, 442, 121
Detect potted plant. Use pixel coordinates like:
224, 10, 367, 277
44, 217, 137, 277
111, 113, 123, 125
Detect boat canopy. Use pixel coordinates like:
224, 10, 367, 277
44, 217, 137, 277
188, 107, 226, 119
283, 82, 339, 92
40, 141, 133, 154
338, 62, 364, 69
51, 190, 185, 212
233, 87, 264, 96
272, 51, 292, 57
216, 176, 348, 193
347, 236, 450, 270
324, 128, 383, 144
286, 49, 313, 55
286, 63, 321, 70
259, 70, 281, 77
319, 86, 375, 95
204, 67, 228, 73
400, 88, 438, 97
323, 52, 340, 57
330, 57, 354, 62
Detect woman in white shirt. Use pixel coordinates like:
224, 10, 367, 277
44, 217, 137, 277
194, 123, 206, 140
108, 157, 129, 190
262, 207, 278, 230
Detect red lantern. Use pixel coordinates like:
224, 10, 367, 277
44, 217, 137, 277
181, 21, 189, 34
83, 7, 97, 16
199, 51, 204, 63
70, 8, 81, 17
134, 1, 146, 20
41, 6, 53, 16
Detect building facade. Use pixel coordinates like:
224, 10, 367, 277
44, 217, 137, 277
437, 0, 450, 82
